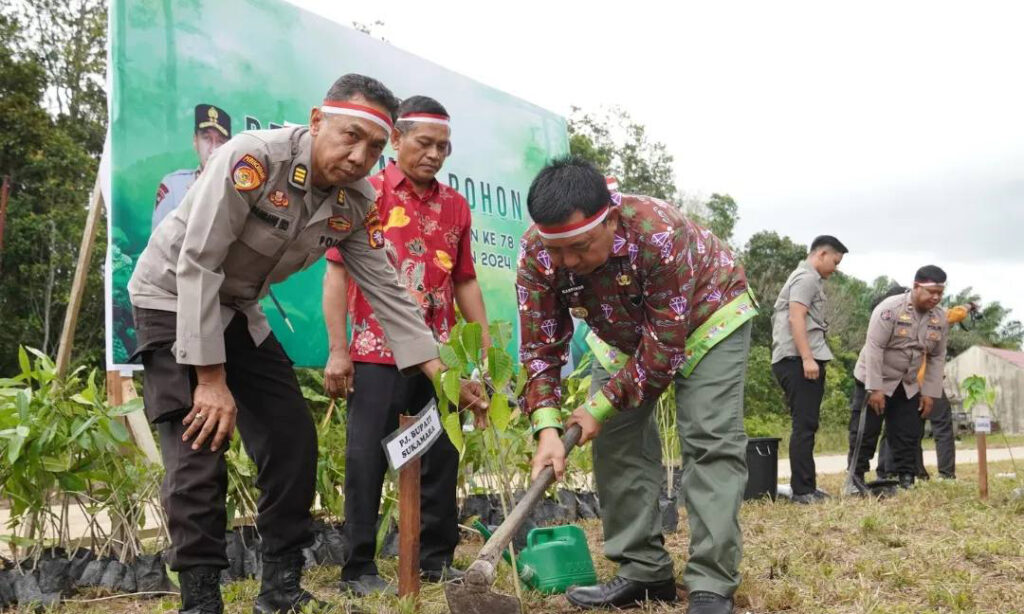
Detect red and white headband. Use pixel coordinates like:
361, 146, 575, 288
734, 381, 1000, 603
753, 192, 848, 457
915, 281, 946, 288
536, 205, 610, 240
606, 176, 620, 192
399, 112, 450, 127
321, 100, 393, 134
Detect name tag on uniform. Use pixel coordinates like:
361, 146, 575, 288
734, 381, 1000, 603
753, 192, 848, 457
251, 206, 290, 231
561, 284, 584, 295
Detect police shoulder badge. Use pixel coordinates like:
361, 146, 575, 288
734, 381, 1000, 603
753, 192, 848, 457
268, 189, 289, 209
327, 215, 352, 232
233, 154, 267, 192
881, 310, 893, 322
365, 205, 384, 249
155, 183, 169, 206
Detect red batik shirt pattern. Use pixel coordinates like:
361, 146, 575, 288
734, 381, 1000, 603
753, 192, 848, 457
517, 195, 748, 414
326, 161, 476, 364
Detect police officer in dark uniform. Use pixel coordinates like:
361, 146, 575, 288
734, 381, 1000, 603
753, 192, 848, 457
129, 74, 485, 614
152, 104, 232, 230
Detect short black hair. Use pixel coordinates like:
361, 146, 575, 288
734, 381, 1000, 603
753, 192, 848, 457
324, 74, 399, 120
915, 265, 947, 284
527, 155, 610, 225
809, 235, 848, 254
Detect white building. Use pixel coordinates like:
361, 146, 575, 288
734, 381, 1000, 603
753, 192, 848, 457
945, 346, 1024, 434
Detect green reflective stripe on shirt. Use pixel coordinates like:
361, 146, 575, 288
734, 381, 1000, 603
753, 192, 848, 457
530, 407, 562, 436
679, 290, 758, 376
586, 289, 759, 379
584, 390, 618, 422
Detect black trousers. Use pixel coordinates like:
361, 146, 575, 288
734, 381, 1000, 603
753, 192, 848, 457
342, 363, 459, 579
139, 312, 317, 571
877, 391, 955, 478
847, 380, 924, 476
772, 358, 827, 495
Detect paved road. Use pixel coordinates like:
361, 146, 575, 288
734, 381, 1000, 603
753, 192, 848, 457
777, 445, 1024, 479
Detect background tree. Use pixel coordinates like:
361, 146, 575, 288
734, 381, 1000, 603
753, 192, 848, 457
0, 1, 107, 375
568, 105, 677, 200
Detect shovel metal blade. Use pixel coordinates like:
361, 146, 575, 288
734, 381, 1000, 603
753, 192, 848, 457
444, 582, 521, 614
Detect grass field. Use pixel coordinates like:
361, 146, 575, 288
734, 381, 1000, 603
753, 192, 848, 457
42, 460, 1023, 614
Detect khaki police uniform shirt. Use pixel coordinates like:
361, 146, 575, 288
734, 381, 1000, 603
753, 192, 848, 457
854, 292, 948, 399
128, 126, 439, 370
771, 259, 834, 363
152, 168, 199, 231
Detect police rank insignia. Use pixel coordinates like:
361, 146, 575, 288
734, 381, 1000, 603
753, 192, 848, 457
327, 215, 352, 232
570, 307, 589, 319
291, 164, 307, 187
365, 206, 384, 249
616, 273, 632, 286
268, 190, 289, 209
337, 190, 346, 206
232, 154, 266, 192
898, 312, 913, 322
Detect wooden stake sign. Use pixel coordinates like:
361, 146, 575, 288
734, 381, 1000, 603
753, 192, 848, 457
976, 415, 991, 500
397, 413, 421, 599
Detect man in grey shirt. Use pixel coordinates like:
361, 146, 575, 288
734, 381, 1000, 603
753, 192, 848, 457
771, 235, 848, 503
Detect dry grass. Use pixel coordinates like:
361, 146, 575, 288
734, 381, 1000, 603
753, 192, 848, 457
29, 461, 1024, 614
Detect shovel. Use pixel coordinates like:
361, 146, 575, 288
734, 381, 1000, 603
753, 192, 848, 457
445, 423, 582, 614
844, 395, 899, 497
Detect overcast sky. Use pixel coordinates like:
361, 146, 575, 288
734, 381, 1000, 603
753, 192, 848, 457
290, 0, 1024, 324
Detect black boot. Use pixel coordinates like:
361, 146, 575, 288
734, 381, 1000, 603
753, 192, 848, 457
253, 552, 324, 614
179, 566, 223, 614
899, 473, 915, 489
687, 590, 734, 614
566, 575, 677, 609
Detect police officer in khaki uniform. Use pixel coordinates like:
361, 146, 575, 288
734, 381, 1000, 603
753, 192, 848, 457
152, 104, 232, 230
846, 265, 949, 491
771, 235, 848, 504
129, 74, 485, 614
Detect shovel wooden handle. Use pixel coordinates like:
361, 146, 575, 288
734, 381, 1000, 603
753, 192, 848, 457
465, 423, 582, 587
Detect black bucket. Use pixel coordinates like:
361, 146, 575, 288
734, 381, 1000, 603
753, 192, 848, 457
744, 437, 781, 501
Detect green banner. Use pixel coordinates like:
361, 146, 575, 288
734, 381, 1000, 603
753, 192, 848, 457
106, 0, 569, 368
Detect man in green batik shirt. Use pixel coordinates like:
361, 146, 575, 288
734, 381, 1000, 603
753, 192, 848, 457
517, 157, 757, 614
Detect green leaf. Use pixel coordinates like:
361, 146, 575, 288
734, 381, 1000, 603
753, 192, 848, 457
489, 321, 513, 351
432, 371, 449, 414
106, 419, 131, 444
41, 455, 71, 472
57, 472, 87, 492
0, 534, 36, 547
108, 397, 144, 416
461, 322, 484, 366
487, 347, 514, 389
514, 365, 528, 397
7, 426, 29, 464
70, 416, 99, 441
443, 411, 465, 456
17, 346, 31, 379
447, 334, 469, 373
442, 370, 461, 407
489, 393, 511, 433
439, 344, 465, 372
15, 389, 31, 422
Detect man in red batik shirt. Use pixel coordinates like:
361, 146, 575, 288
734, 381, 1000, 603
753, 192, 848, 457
322, 96, 489, 596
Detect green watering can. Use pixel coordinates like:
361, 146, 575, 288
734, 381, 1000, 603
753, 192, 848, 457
473, 520, 597, 594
